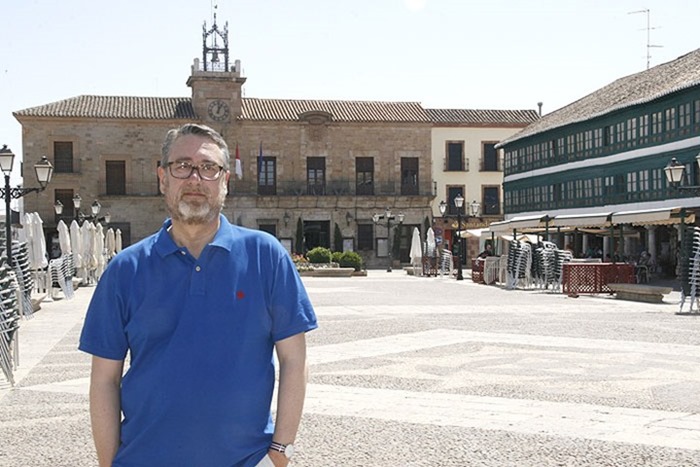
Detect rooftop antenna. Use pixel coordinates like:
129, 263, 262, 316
628, 9, 662, 70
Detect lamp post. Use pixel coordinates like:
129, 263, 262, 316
0, 145, 54, 265
454, 194, 465, 280
59, 195, 110, 225
439, 194, 481, 281
373, 208, 404, 272
664, 154, 700, 193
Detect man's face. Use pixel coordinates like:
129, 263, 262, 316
158, 134, 230, 225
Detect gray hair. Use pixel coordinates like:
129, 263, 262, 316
161, 123, 230, 170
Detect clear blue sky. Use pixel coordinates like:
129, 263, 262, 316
2, 0, 698, 183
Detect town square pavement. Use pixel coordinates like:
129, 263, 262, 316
1, 270, 699, 466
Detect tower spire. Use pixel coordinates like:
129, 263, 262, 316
202, 5, 229, 72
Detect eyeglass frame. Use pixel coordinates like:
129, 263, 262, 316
166, 160, 227, 181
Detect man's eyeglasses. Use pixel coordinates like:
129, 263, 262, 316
167, 161, 225, 181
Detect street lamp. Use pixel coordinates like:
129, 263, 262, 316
373, 207, 404, 272
439, 195, 482, 281
0, 145, 54, 265
59, 195, 110, 224
664, 154, 700, 193
454, 194, 465, 280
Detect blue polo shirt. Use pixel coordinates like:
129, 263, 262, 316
79, 215, 317, 467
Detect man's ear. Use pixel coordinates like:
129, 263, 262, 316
157, 165, 166, 192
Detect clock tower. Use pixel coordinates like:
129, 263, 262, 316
187, 13, 246, 124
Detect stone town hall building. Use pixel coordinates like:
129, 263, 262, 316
13, 17, 536, 268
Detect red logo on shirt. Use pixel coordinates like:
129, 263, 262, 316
236, 290, 245, 300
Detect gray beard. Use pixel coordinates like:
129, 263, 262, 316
169, 191, 226, 225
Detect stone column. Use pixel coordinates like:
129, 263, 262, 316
582, 234, 589, 255
647, 226, 657, 264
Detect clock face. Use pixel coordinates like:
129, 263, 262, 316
207, 99, 230, 121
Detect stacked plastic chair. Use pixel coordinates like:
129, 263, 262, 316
506, 240, 532, 290
532, 241, 557, 289
11, 241, 35, 318
679, 225, 700, 313
0, 257, 20, 385
47, 253, 75, 300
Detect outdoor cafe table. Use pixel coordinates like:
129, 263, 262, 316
562, 262, 636, 294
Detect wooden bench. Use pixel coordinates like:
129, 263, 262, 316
607, 283, 673, 303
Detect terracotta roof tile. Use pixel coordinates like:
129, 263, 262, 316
500, 47, 700, 146
425, 108, 539, 125
13, 95, 196, 120
241, 98, 430, 122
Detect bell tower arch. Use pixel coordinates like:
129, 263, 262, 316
187, 12, 246, 123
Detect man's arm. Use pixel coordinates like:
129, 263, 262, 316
89, 355, 124, 467
268, 332, 308, 467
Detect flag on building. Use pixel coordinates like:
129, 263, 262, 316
258, 142, 263, 176
234, 143, 243, 179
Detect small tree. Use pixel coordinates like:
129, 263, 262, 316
333, 222, 343, 252
307, 246, 332, 263
339, 251, 363, 271
295, 217, 304, 254
392, 225, 401, 262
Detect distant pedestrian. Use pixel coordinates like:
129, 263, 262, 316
79, 123, 317, 467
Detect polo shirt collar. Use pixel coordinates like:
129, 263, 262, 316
153, 214, 235, 258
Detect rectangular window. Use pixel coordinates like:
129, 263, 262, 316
627, 172, 637, 194
53, 142, 74, 173
584, 131, 593, 151
665, 107, 677, 132
651, 168, 664, 192
446, 142, 464, 171
679, 103, 692, 128
626, 118, 637, 146
593, 128, 603, 148
105, 161, 126, 195
575, 133, 584, 153
639, 115, 649, 143
566, 135, 575, 156
306, 157, 325, 195
604, 126, 612, 146
258, 157, 276, 195
616, 122, 625, 144
651, 111, 663, 135
694, 100, 700, 125
482, 187, 500, 215
482, 142, 499, 171
355, 157, 374, 195
401, 157, 419, 195
357, 224, 373, 251
557, 138, 565, 159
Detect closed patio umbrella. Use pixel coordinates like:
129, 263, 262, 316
69, 220, 82, 269
115, 229, 122, 253
105, 228, 116, 259
95, 223, 105, 280
57, 220, 71, 255
409, 227, 423, 277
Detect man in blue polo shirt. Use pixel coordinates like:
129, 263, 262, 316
79, 123, 317, 467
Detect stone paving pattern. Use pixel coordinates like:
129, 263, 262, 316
1, 271, 699, 466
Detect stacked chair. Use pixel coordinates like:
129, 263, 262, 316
0, 257, 20, 385
506, 240, 532, 290
679, 225, 700, 313
532, 241, 573, 293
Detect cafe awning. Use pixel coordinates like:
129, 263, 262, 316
610, 207, 692, 226
548, 212, 611, 228
489, 214, 545, 233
